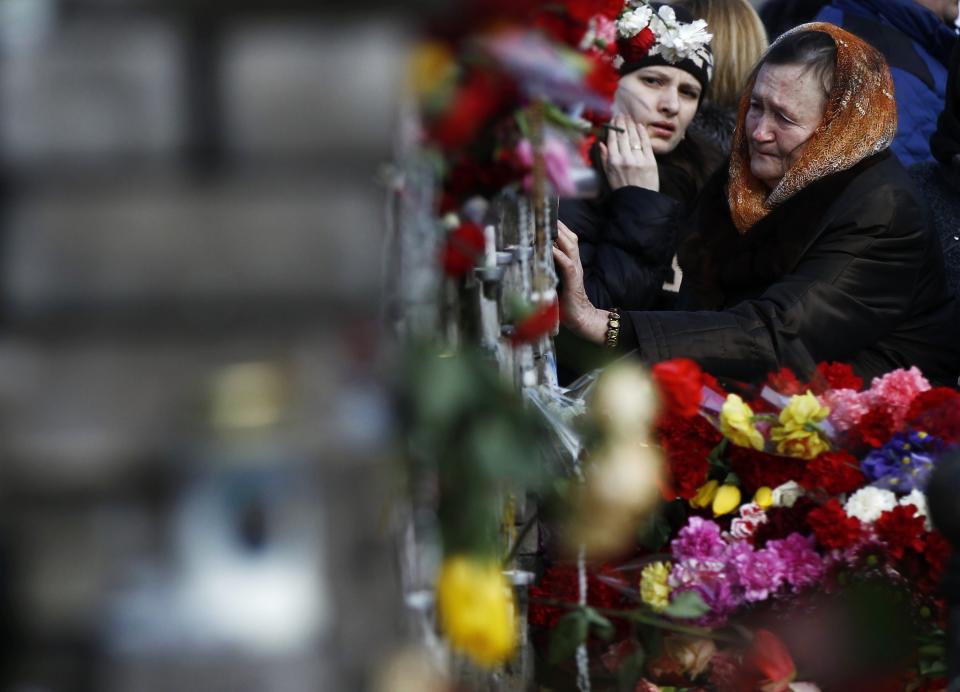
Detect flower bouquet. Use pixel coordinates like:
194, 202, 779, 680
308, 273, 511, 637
531, 360, 960, 691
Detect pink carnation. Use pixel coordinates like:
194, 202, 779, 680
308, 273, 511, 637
865, 367, 930, 429
766, 533, 826, 591
730, 544, 785, 602
823, 388, 869, 431
668, 557, 740, 624
671, 516, 726, 561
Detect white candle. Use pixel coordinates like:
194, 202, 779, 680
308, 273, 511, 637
484, 225, 496, 269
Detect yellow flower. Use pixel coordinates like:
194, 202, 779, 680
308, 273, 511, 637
690, 479, 719, 509
770, 391, 831, 459
640, 561, 673, 612
712, 484, 741, 516
720, 394, 764, 450
407, 41, 457, 99
436, 555, 517, 667
754, 486, 774, 509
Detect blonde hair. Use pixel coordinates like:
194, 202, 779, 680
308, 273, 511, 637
672, 0, 769, 110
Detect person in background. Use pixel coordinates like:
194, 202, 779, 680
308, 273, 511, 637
759, 0, 831, 41
673, 0, 769, 157
814, 0, 958, 166
910, 41, 960, 299
558, 2, 721, 321
554, 23, 960, 387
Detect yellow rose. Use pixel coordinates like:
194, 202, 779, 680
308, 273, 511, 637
690, 479, 719, 509
712, 484, 741, 516
436, 555, 517, 667
640, 561, 673, 612
770, 391, 831, 459
720, 394, 764, 450
754, 486, 774, 509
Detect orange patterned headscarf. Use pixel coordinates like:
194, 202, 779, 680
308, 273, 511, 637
727, 23, 897, 233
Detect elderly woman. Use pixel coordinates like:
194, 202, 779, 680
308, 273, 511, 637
554, 23, 960, 386
560, 2, 722, 315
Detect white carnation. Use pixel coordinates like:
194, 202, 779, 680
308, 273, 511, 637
617, 6, 653, 38
656, 4, 676, 24
844, 486, 898, 524
899, 489, 932, 531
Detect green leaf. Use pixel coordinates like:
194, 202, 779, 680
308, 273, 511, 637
662, 591, 711, 619
548, 610, 589, 664
639, 511, 674, 552
583, 607, 615, 641
616, 646, 646, 692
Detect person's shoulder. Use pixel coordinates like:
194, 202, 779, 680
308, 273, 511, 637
824, 151, 929, 226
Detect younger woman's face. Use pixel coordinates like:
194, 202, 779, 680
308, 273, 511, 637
613, 65, 702, 155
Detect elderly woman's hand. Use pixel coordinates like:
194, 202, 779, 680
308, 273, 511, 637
552, 221, 612, 344
600, 115, 659, 192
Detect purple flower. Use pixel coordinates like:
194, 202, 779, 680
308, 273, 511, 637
766, 533, 825, 591
670, 516, 726, 561
860, 432, 944, 494
669, 557, 741, 625
731, 545, 785, 602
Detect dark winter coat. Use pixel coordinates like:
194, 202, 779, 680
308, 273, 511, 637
815, 0, 957, 166
909, 161, 960, 301
557, 136, 722, 311
616, 150, 960, 386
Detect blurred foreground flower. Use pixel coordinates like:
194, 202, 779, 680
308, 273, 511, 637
436, 555, 517, 667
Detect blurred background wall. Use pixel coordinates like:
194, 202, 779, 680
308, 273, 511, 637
0, 1, 434, 690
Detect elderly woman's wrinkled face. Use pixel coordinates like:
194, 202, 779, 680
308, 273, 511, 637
614, 66, 702, 156
746, 63, 828, 189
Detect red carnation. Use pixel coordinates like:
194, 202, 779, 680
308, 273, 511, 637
529, 563, 624, 628
658, 413, 720, 500
766, 367, 805, 396
906, 387, 960, 443
533, 10, 585, 47
616, 27, 656, 64
440, 221, 485, 276
875, 505, 926, 560
429, 71, 513, 151
813, 361, 863, 393
925, 530, 951, 580
808, 499, 863, 550
729, 445, 806, 496
585, 54, 620, 101
652, 358, 704, 419
800, 451, 865, 495
845, 404, 896, 450
510, 300, 559, 345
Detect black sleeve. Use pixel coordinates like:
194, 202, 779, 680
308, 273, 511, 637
618, 198, 926, 381
560, 186, 680, 311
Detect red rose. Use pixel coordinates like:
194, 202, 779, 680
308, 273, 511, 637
800, 450, 865, 495
510, 300, 559, 345
845, 404, 896, 450
875, 505, 926, 560
652, 358, 704, 419
813, 361, 863, 393
906, 387, 960, 443
808, 499, 863, 550
440, 221, 485, 276
766, 367, 805, 396
616, 27, 656, 64
658, 413, 720, 500
585, 54, 620, 101
729, 445, 806, 496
